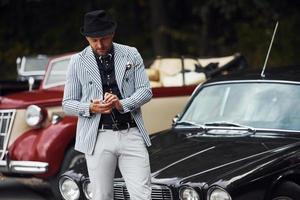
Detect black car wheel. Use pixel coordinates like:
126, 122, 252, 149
50, 146, 85, 200
271, 181, 300, 200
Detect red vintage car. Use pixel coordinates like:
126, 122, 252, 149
0, 52, 246, 199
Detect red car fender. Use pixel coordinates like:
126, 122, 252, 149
9, 116, 77, 178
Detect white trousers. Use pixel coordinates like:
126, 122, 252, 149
85, 127, 151, 200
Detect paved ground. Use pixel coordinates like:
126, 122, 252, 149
0, 176, 55, 200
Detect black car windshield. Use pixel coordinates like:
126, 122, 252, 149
179, 82, 300, 132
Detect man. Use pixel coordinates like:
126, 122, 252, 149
62, 10, 152, 200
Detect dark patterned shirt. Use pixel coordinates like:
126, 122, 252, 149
94, 47, 133, 125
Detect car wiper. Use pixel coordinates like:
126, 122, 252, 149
176, 120, 205, 130
204, 121, 256, 133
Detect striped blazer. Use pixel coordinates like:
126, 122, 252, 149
62, 43, 152, 155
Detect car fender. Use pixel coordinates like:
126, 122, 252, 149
8, 116, 77, 178
265, 165, 300, 199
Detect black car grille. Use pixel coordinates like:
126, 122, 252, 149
0, 110, 16, 160
114, 183, 173, 200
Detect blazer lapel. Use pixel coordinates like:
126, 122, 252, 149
113, 43, 127, 96
81, 46, 103, 94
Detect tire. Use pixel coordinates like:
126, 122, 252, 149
271, 181, 300, 200
50, 146, 85, 200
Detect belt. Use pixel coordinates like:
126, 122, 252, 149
100, 121, 137, 131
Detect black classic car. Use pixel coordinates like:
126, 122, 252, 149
58, 66, 300, 200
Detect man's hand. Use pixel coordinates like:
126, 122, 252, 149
89, 99, 113, 114
103, 92, 123, 111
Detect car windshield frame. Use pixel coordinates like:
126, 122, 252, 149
42, 55, 72, 89
177, 80, 300, 133
18, 56, 49, 76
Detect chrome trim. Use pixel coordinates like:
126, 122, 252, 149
17, 56, 47, 77
204, 79, 300, 87
82, 179, 92, 200
59, 176, 80, 200
152, 184, 173, 200
114, 182, 173, 200
179, 186, 200, 200
42, 54, 73, 89
207, 186, 232, 200
25, 105, 43, 127
0, 109, 16, 160
0, 160, 48, 174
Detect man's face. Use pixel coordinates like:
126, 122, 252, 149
86, 34, 114, 56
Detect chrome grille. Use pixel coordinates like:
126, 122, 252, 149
0, 110, 16, 160
114, 182, 173, 200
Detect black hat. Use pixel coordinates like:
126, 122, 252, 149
80, 10, 117, 37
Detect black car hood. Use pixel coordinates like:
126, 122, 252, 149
149, 129, 300, 185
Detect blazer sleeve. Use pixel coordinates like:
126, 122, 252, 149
62, 55, 91, 117
120, 48, 152, 113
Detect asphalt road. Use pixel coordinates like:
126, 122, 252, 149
0, 176, 55, 200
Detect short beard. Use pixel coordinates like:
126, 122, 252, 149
91, 45, 112, 57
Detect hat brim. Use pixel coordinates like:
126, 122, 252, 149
80, 23, 117, 37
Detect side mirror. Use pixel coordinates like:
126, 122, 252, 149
172, 114, 179, 126
28, 77, 35, 91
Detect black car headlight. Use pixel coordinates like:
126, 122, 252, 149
179, 186, 200, 200
83, 179, 93, 199
59, 176, 80, 200
25, 105, 45, 127
207, 187, 232, 200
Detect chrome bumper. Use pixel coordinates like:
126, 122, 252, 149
0, 159, 48, 174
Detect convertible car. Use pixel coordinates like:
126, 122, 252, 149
59, 66, 300, 200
